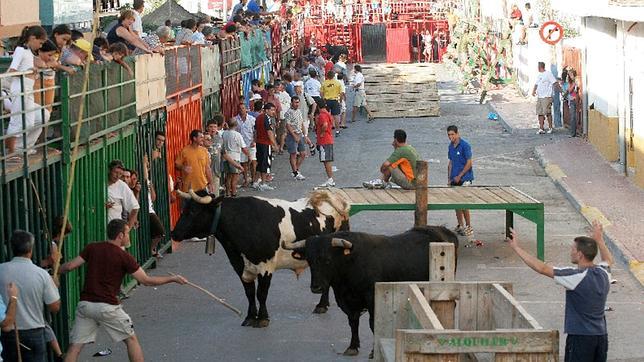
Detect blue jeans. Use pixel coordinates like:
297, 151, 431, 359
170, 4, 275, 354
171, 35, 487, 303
569, 100, 578, 136
553, 89, 563, 128
1, 328, 47, 362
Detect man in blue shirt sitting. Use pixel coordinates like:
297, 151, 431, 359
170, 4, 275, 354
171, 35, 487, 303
507, 221, 613, 362
447, 125, 474, 237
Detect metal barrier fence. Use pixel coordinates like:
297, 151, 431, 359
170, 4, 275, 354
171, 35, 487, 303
165, 46, 202, 104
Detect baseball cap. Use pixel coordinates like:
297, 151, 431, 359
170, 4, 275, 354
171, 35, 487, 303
250, 93, 262, 101
73, 39, 94, 61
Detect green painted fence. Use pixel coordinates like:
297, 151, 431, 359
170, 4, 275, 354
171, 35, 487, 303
202, 91, 222, 126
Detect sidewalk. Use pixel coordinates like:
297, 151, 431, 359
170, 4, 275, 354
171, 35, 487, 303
488, 87, 644, 286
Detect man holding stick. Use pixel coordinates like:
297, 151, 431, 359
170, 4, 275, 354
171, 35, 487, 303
60, 219, 188, 362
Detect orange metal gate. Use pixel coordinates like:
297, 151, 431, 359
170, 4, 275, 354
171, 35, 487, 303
165, 96, 203, 227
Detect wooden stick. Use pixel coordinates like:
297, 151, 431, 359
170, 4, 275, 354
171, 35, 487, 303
415, 160, 428, 227
14, 322, 22, 362
168, 273, 242, 316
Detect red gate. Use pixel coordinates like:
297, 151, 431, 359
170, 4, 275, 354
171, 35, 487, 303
386, 27, 411, 63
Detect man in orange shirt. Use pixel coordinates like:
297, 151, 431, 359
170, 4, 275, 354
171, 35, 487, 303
175, 129, 216, 194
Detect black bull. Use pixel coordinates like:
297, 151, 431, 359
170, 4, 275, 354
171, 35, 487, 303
285, 226, 459, 357
170, 190, 350, 327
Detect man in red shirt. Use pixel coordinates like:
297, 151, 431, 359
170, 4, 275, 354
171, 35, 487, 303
60, 219, 188, 362
253, 103, 279, 191
315, 100, 335, 187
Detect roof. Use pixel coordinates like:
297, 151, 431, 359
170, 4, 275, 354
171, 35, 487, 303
554, 0, 644, 21
142, 0, 200, 27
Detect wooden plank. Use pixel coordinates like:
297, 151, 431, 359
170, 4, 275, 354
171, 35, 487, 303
384, 189, 413, 204
397, 189, 417, 203
476, 284, 493, 331
432, 187, 460, 205
356, 188, 385, 204
458, 283, 478, 330
342, 188, 369, 204
492, 283, 542, 329
429, 242, 456, 282
379, 338, 396, 362
485, 187, 518, 204
475, 187, 508, 204
330, 188, 352, 203
408, 284, 444, 330
396, 329, 559, 354
374, 283, 396, 362
373, 189, 399, 204
503, 187, 539, 204
460, 187, 491, 204
372, 111, 440, 119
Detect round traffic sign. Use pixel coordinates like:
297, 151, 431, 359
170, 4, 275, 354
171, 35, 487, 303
539, 21, 564, 45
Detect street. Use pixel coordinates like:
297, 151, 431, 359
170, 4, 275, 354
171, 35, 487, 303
79, 65, 644, 361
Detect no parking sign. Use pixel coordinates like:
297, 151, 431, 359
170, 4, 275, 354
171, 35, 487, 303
539, 21, 564, 45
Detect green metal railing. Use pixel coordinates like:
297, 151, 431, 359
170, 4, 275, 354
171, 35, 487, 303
202, 91, 222, 126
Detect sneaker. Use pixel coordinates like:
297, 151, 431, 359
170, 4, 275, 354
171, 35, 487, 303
362, 179, 384, 189
258, 183, 275, 191
463, 225, 474, 236
320, 178, 336, 187
536, 128, 545, 134
309, 145, 316, 156
251, 181, 261, 190
546, 128, 553, 134
295, 172, 306, 181
454, 225, 464, 235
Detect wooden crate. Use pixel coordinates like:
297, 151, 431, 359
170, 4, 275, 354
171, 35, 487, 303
374, 282, 559, 362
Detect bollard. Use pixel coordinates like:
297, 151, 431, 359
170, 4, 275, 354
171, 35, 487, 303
414, 160, 428, 227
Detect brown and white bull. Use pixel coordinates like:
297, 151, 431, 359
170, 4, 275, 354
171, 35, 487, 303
171, 189, 350, 327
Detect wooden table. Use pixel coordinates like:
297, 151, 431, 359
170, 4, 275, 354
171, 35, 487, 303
330, 186, 546, 260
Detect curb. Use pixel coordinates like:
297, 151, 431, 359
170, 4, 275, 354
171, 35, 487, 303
488, 102, 514, 134
535, 146, 644, 287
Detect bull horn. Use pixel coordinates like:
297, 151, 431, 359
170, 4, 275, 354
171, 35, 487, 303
331, 238, 352, 249
282, 240, 307, 250
189, 189, 212, 204
176, 189, 191, 199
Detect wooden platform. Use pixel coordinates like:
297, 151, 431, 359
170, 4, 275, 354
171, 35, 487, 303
362, 63, 440, 119
330, 186, 546, 260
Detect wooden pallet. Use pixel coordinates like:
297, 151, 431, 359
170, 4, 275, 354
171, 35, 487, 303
363, 63, 440, 119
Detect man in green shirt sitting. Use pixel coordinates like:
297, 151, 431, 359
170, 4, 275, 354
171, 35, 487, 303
363, 129, 420, 190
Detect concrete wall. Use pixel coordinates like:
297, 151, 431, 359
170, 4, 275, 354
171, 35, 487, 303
589, 109, 620, 161
0, 0, 40, 38
623, 23, 644, 187
584, 17, 619, 117
512, 29, 561, 96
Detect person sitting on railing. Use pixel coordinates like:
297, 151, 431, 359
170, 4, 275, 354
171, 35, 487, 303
134, 25, 170, 56
174, 19, 197, 45
4, 26, 50, 160
107, 9, 153, 54
216, 22, 238, 40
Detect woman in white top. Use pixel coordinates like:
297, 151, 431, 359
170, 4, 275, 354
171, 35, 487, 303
5, 26, 48, 159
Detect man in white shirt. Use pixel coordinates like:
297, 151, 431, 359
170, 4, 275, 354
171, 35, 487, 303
132, 0, 145, 38
532, 62, 557, 134
304, 68, 322, 102
222, 118, 249, 197
106, 160, 140, 238
234, 103, 256, 187
350, 64, 374, 122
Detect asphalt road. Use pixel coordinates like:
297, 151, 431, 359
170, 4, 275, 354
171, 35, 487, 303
77, 65, 644, 361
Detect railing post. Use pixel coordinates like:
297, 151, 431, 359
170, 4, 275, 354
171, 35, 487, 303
60, 74, 71, 165
414, 160, 428, 227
